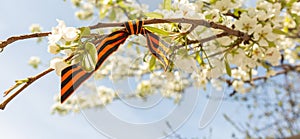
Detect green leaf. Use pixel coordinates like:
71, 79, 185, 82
272, 29, 288, 35
144, 12, 164, 18
294, 14, 300, 25
15, 78, 29, 84
81, 55, 95, 72
149, 55, 156, 71
283, 24, 290, 32
81, 42, 97, 72
85, 42, 97, 65
144, 26, 170, 36
79, 27, 91, 37
233, 8, 246, 17
163, 0, 171, 10
195, 52, 203, 65
224, 59, 231, 76
268, 41, 276, 47
65, 41, 71, 46
210, 0, 217, 4
205, 14, 213, 20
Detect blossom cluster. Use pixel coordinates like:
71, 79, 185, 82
47, 19, 81, 75
150, 0, 300, 94
51, 85, 116, 115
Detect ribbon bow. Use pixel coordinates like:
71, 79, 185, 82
60, 20, 170, 103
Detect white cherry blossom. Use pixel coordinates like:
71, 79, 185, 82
291, 2, 300, 16
227, 49, 257, 69
48, 43, 60, 54
214, 0, 232, 13
264, 47, 281, 66
247, 8, 257, 18
174, 56, 197, 73
256, 10, 268, 21
253, 24, 276, 46
232, 80, 246, 94
62, 27, 80, 42
191, 70, 208, 89
97, 86, 116, 104
48, 19, 66, 44
29, 24, 42, 33
235, 12, 258, 35
28, 56, 41, 69
231, 68, 248, 80
48, 19, 80, 46
284, 49, 297, 64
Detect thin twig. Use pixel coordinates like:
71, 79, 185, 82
181, 24, 197, 35
0, 68, 54, 110
0, 32, 50, 49
0, 55, 74, 110
176, 32, 229, 50
3, 82, 22, 97
207, 38, 243, 58
245, 64, 300, 83
227, 64, 300, 97
189, 32, 229, 45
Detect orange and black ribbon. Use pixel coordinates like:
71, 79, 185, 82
60, 20, 170, 103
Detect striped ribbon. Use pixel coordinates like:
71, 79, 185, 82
60, 20, 170, 103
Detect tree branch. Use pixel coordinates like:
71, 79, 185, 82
90, 18, 250, 41
0, 18, 251, 50
227, 64, 300, 97
0, 32, 50, 49
245, 64, 300, 83
0, 55, 74, 110
0, 68, 54, 110
208, 38, 243, 58
175, 32, 229, 50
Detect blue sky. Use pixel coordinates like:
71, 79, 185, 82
0, 0, 249, 139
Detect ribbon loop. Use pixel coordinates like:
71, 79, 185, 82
124, 20, 144, 35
